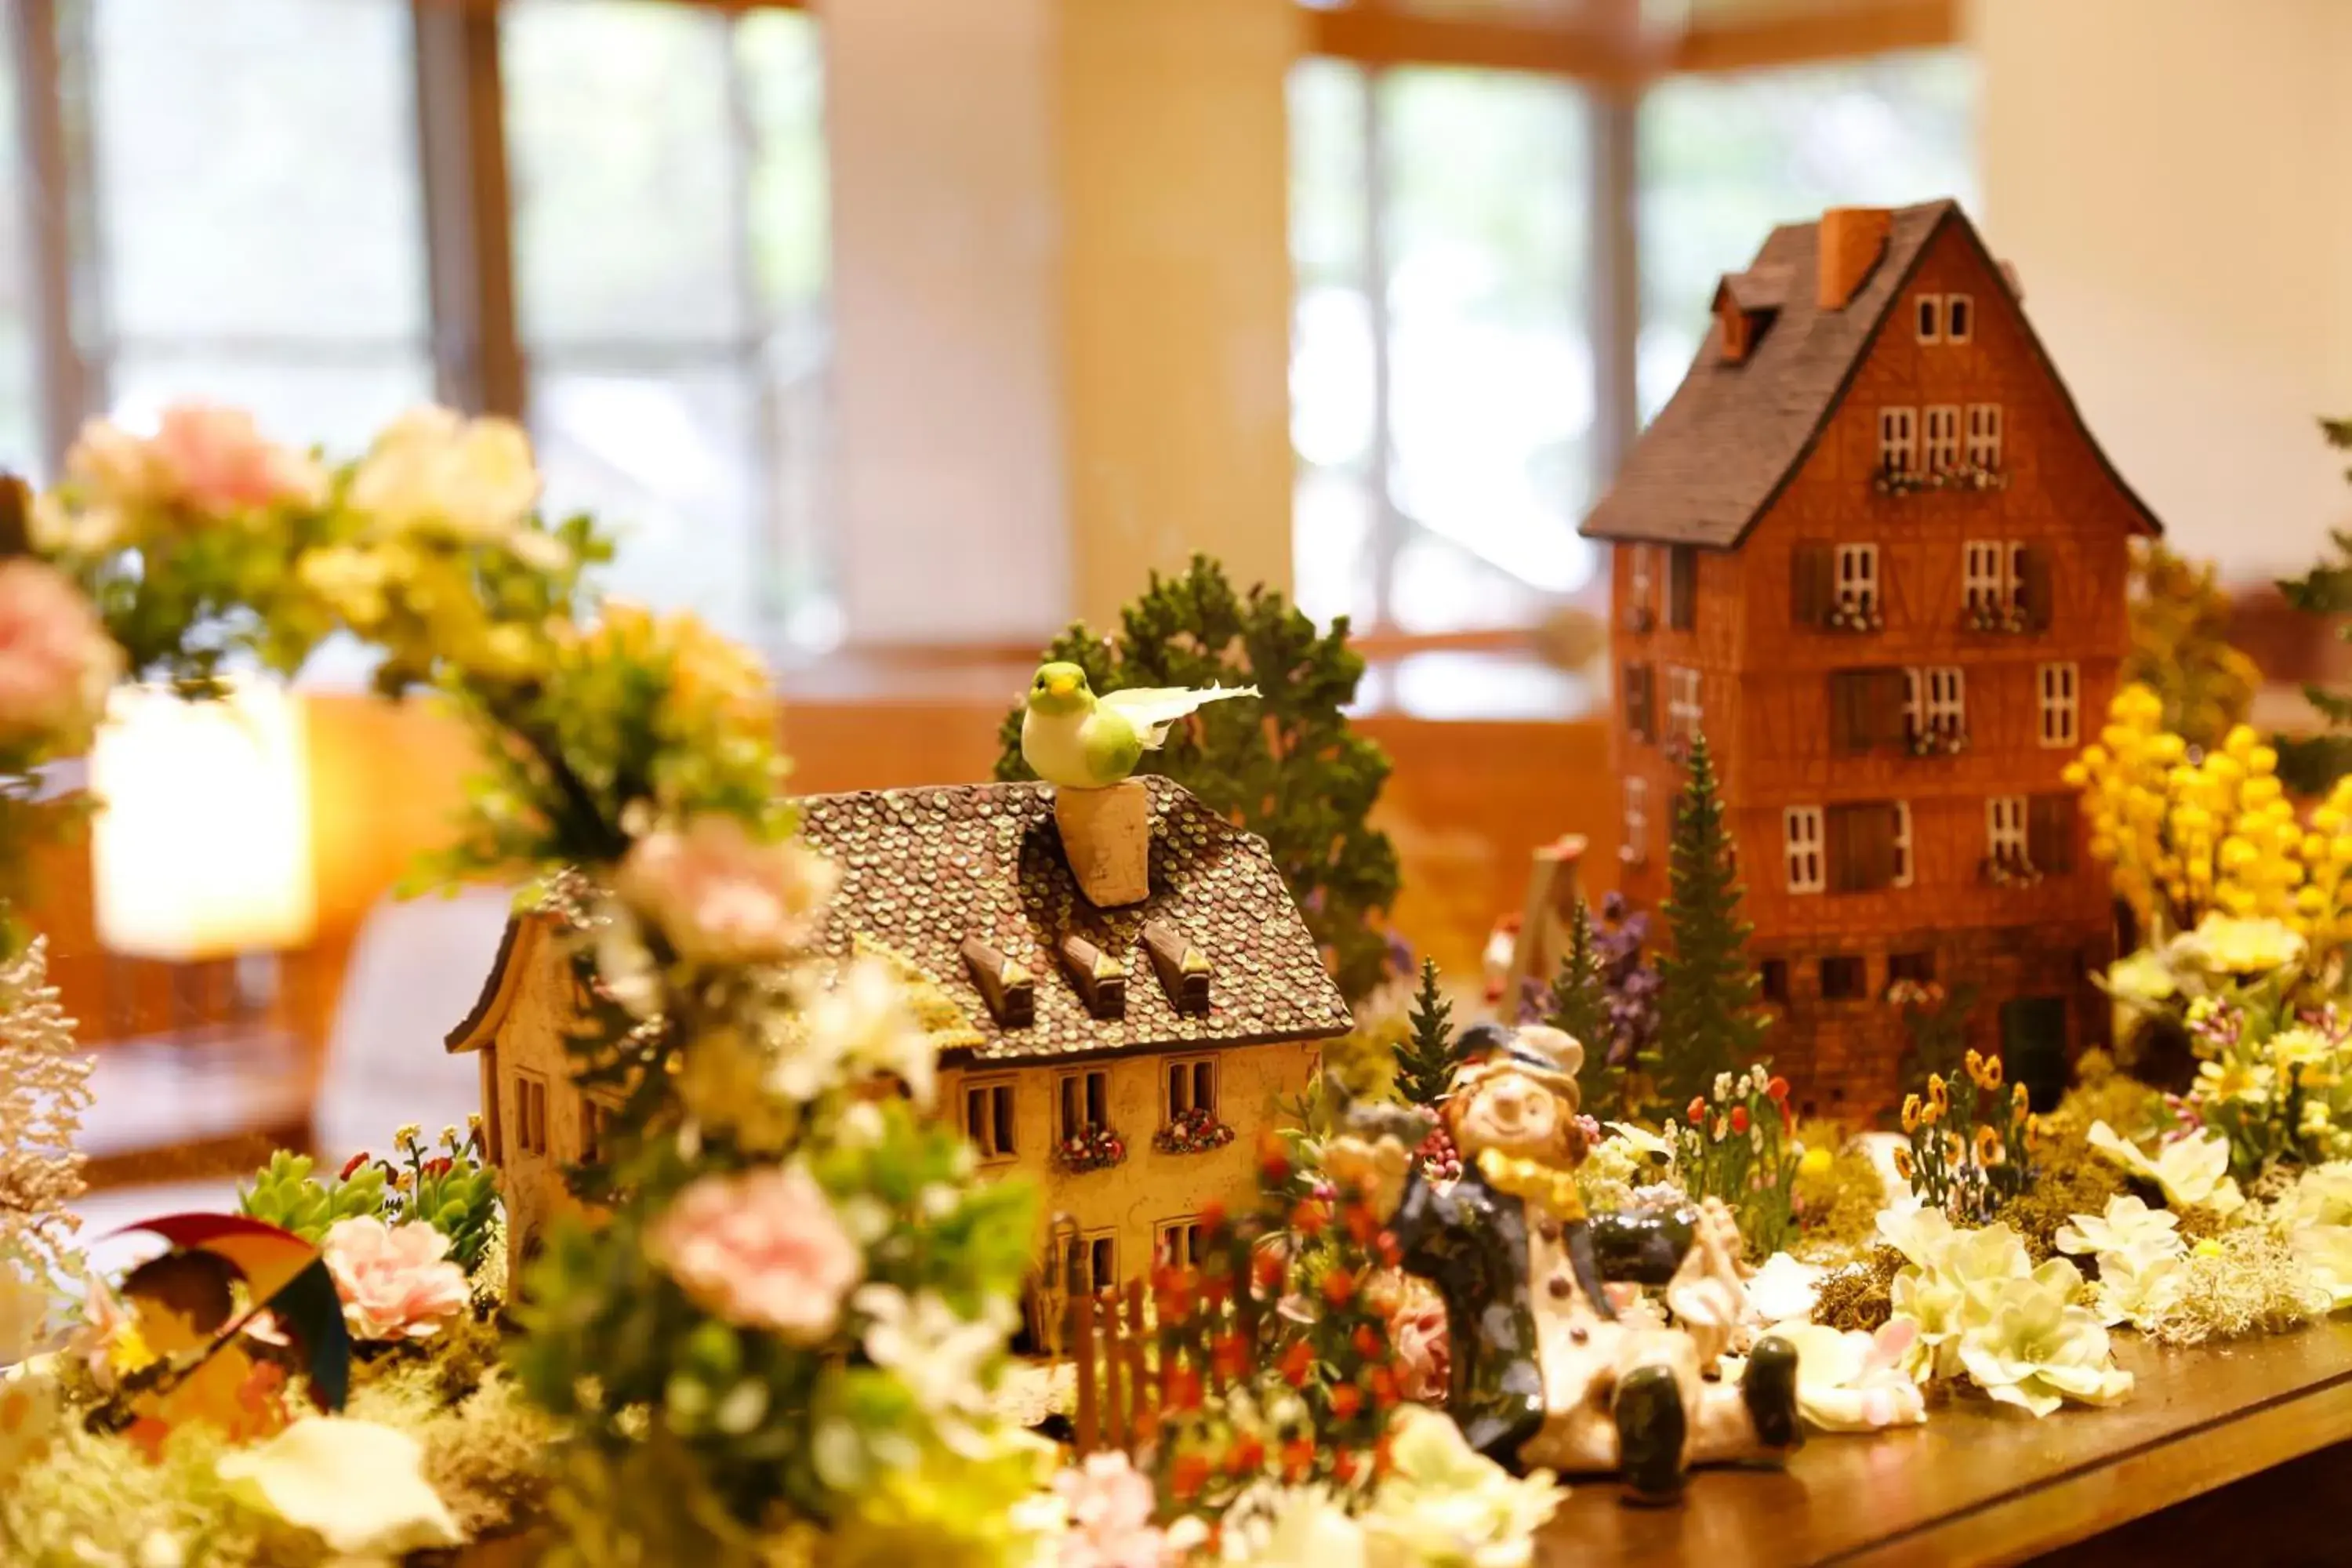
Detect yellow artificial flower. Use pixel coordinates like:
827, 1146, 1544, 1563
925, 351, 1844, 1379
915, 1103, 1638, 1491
1900, 1094, 1922, 1134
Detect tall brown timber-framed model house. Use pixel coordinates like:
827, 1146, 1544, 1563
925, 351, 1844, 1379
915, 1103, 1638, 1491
1582, 201, 2156, 1120
447, 775, 1353, 1338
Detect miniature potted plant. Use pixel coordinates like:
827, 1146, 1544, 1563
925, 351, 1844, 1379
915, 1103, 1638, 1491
1058, 1123, 1129, 1174
1154, 1105, 1236, 1156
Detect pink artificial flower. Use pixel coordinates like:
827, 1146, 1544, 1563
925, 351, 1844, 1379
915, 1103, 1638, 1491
0, 558, 120, 750
1054, 1450, 1168, 1568
146, 405, 326, 514
644, 1165, 862, 1341
321, 1217, 470, 1342
615, 814, 839, 967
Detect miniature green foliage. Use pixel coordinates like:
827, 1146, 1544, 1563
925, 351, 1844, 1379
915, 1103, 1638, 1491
1544, 898, 1619, 1112
1646, 731, 1769, 1108
1392, 959, 1455, 1109
993, 554, 1402, 1000
2126, 539, 2259, 753
238, 1151, 387, 1243
2275, 419, 2352, 792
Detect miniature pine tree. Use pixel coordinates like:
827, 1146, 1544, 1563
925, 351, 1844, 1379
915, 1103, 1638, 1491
1646, 731, 1769, 1109
0, 938, 91, 1285
2125, 539, 2258, 753
1545, 897, 1621, 1114
1392, 958, 1455, 1109
995, 554, 1402, 999
2277, 420, 2352, 791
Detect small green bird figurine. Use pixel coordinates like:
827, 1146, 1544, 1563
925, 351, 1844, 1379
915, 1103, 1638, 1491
1020, 661, 1258, 789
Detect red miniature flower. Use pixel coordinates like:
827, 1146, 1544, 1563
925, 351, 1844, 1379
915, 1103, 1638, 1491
1342, 1202, 1379, 1244
1320, 1269, 1357, 1308
1258, 1133, 1291, 1185
339, 1152, 370, 1181
1290, 1200, 1328, 1240
1376, 1232, 1402, 1269
1212, 1332, 1250, 1382
1687, 1096, 1708, 1124
1201, 1270, 1234, 1307
1167, 1367, 1203, 1413
1330, 1446, 1359, 1484
1251, 1250, 1286, 1293
1368, 1364, 1399, 1408
1372, 1435, 1396, 1480
1730, 1105, 1751, 1134
1766, 1075, 1790, 1102
1198, 1200, 1227, 1236
1280, 1437, 1316, 1483
1351, 1324, 1382, 1359
1279, 1339, 1316, 1388
1171, 1452, 1211, 1501
1227, 1433, 1266, 1475
1329, 1382, 1363, 1420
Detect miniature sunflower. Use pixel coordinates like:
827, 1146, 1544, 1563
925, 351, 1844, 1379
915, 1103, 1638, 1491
1929, 1075, 1951, 1116
1893, 1145, 1915, 1181
1975, 1125, 2006, 1167
1900, 1094, 1922, 1134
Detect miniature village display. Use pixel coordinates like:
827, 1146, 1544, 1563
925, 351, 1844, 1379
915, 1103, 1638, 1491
16, 209, 2352, 1564
1585, 200, 2149, 1122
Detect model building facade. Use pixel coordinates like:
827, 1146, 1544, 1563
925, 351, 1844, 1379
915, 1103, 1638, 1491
449, 775, 1352, 1338
1584, 201, 2154, 1117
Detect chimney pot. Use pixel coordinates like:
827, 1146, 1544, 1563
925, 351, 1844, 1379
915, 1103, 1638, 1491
1054, 779, 1152, 907
1817, 206, 1893, 311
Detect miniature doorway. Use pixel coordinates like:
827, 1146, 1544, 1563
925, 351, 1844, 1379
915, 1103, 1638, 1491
1999, 996, 2068, 1112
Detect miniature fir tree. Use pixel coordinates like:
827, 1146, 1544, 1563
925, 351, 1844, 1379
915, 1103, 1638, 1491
1647, 731, 1769, 1109
1545, 897, 1623, 1114
996, 554, 1402, 999
1392, 958, 1455, 1109
2277, 420, 2352, 791
0, 938, 92, 1284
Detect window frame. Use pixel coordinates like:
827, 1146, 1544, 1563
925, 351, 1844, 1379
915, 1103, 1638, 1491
2038, 662, 2079, 747
1057, 1067, 1112, 1142
1923, 404, 1961, 472
1945, 292, 1973, 343
1834, 541, 1879, 615
1988, 794, 2027, 860
1784, 805, 1826, 895
1665, 664, 1702, 745
1064, 1229, 1120, 1297
1965, 402, 2004, 469
1877, 406, 1918, 477
1163, 1054, 1219, 1122
1891, 799, 1914, 887
1623, 775, 1648, 866
515, 1069, 550, 1158
1914, 294, 1941, 343
964, 1074, 1020, 1163
1156, 1217, 1207, 1269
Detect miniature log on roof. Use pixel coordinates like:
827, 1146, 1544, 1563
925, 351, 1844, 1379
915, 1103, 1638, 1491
960, 935, 1036, 1028
1141, 920, 1210, 1014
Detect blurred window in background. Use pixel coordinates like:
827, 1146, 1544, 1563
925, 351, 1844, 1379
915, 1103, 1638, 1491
1636, 49, 1978, 419
64, 0, 435, 459
503, 0, 834, 652
1290, 60, 1596, 635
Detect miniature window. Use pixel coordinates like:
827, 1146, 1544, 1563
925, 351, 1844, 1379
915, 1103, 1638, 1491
1666, 666, 1702, 745
1058, 1069, 1110, 1141
1904, 665, 1965, 739
1156, 1218, 1206, 1269
516, 1071, 549, 1157
1923, 405, 1962, 472
1784, 807, 1826, 895
1988, 795, 2028, 860
1666, 545, 1699, 631
1834, 543, 1879, 615
1624, 662, 1657, 744
1914, 295, 1940, 343
1965, 403, 2004, 470
1946, 294, 1973, 343
1623, 776, 1649, 866
2038, 662, 2079, 746
1166, 1055, 1218, 1120
1819, 956, 1867, 1000
1064, 1231, 1119, 1296
1889, 950, 1935, 985
1963, 539, 2008, 612
579, 1093, 621, 1164
1628, 545, 1653, 618
1877, 407, 1918, 477
964, 1076, 1018, 1162
1891, 800, 1915, 887
1759, 960, 1790, 1004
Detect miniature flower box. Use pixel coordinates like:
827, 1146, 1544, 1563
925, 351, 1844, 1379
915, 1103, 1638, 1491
1905, 722, 1970, 758
1962, 601, 2033, 634
1980, 851, 2044, 888
1872, 462, 2010, 497
1152, 1106, 1235, 1156
1057, 1123, 1128, 1174
1825, 596, 1884, 633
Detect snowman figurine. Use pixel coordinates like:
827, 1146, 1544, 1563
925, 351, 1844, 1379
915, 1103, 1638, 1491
1327, 1021, 1801, 1503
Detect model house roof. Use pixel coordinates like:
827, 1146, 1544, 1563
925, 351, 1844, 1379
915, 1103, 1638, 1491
1581, 199, 2162, 550
797, 776, 1354, 1064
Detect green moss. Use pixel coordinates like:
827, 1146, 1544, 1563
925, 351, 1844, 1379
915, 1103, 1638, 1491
1992, 1143, 2125, 1261
1790, 1127, 1886, 1258
2042, 1051, 2166, 1144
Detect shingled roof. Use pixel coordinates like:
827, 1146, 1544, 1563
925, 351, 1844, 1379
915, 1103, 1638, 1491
796, 776, 1354, 1065
1582, 199, 2161, 549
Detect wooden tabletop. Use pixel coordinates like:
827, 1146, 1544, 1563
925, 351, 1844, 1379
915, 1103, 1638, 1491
1538, 1321, 2352, 1566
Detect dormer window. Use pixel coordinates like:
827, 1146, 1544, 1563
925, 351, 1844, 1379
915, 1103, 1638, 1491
1915, 295, 1941, 343
1916, 293, 1973, 346
1712, 267, 1789, 366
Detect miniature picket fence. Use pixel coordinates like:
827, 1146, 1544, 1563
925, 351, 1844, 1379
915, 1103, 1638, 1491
1060, 1276, 1261, 1457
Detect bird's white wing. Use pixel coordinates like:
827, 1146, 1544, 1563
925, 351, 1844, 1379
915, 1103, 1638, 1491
1099, 684, 1261, 748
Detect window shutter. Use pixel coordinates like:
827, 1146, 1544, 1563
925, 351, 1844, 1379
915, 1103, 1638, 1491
1827, 802, 1899, 892
1668, 546, 1699, 630
2029, 793, 2076, 873
1791, 542, 1833, 628
2019, 545, 2055, 631
1825, 805, 1857, 891
1829, 673, 1864, 755
1865, 668, 1909, 748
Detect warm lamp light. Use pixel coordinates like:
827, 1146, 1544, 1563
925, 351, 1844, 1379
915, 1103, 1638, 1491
90, 680, 317, 960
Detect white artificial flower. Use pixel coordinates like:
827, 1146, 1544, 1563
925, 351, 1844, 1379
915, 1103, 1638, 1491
1359, 1404, 1563, 1567
1603, 1121, 1673, 1160
2052, 1195, 2183, 1261
2086, 1121, 2245, 1215
2280, 1162, 2352, 1229
2289, 1222, 2352, 1311
216, 1418, 462, 1557
780, 956, 938, 1107
1722, 1319, 1926, 1433
2089, 1243, 2188, 1330
1744, 1253, 1824, 1325
347, 405, 541, 543
853, 1284, 1011, 1455
1953, 1258, 2134, 1417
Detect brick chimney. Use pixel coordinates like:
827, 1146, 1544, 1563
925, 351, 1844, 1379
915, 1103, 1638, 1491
1817, 206, 1893, 311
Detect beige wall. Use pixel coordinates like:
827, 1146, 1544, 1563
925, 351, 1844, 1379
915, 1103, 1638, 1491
940, 1036, 1323, 1291
826, 0, 1299, 644
1969, 0, 2352, 580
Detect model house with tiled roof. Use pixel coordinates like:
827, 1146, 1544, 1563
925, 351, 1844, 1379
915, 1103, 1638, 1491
449, 775, 1352, 1335
1583, 200, 2152, 1119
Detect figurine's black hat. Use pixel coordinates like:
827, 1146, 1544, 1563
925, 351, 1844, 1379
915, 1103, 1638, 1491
1446, 1021, 1584, 1100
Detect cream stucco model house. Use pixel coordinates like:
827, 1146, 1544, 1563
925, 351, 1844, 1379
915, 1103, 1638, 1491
448, 775, 1355, 1340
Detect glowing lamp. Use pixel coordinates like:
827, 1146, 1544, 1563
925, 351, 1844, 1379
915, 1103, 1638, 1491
90, 680, 317, 960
